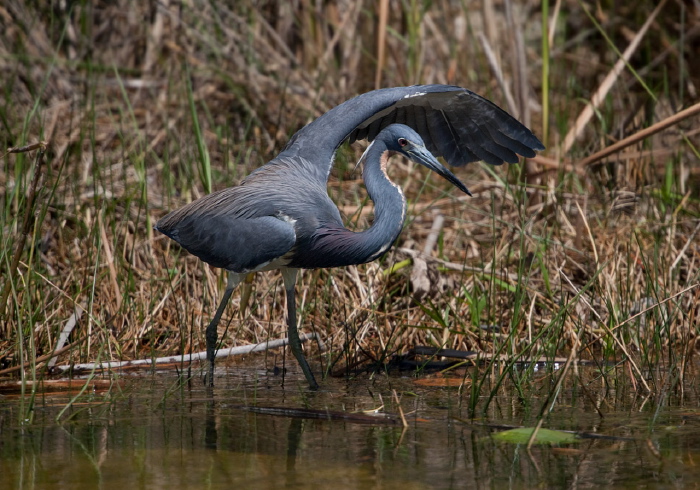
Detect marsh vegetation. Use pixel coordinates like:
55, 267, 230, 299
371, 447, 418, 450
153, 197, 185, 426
1, 1, 698, 413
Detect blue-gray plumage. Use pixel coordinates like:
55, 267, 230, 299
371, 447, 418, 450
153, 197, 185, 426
155, 85, 544, 390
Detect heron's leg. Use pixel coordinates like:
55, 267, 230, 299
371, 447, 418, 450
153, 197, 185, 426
205, 272, 242, 387
281, 268, 319, 390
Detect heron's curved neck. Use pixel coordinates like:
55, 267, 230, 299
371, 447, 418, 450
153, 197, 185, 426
293, 139, 407, 269
355, 140, 406, 262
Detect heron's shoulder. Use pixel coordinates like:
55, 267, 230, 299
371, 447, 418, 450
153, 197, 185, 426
246, 155, 299, 178
246, 154, 330, 184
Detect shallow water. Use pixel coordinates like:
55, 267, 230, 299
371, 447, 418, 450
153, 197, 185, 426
1, 365, 699, 489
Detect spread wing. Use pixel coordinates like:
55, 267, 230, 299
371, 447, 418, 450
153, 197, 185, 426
279, 85, 544, 182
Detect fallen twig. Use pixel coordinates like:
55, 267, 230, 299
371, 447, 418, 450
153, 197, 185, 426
47, 303, 86, 369
579, 102, 700, 167
0, 333, 90, 376
51, 332, 325, 372
561, 0, 668, 154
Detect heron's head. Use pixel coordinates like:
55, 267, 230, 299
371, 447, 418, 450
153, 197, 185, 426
378, 124, 471, 196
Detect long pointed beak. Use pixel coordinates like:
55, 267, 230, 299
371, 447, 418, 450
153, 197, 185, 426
407, 145, 472, 196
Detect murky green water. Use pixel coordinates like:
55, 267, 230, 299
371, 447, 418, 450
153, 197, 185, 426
1, 365, 699, 489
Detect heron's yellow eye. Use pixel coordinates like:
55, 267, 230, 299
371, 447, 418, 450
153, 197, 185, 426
398, 138, 408, 147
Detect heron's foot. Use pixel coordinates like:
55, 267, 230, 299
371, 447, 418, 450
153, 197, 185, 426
290, 349, 319, 390
202, 353, 215, 387
305, 371, 319, 391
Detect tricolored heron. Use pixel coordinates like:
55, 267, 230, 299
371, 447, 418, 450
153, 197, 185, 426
156, 85, 544, 390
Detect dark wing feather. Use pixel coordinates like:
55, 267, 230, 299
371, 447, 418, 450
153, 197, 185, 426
482, 117, 538, 159
411, 105, 437, 155
347, 87, 544, 168
277, 85, 543, 183
401, 105, 414, 129
427, 108, 470, 165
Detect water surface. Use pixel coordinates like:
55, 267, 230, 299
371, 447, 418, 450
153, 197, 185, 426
1, 364, 699, 489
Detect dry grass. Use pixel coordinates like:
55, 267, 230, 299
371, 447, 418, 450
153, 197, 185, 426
1, 1, 698, 394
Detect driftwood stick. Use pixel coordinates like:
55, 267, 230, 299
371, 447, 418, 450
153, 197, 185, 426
0, 334, 90, 376
51, 332, 325, 372
47, 303, 86, 369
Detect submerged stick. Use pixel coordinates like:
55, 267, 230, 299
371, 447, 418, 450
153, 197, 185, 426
241, 405, 401, 425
